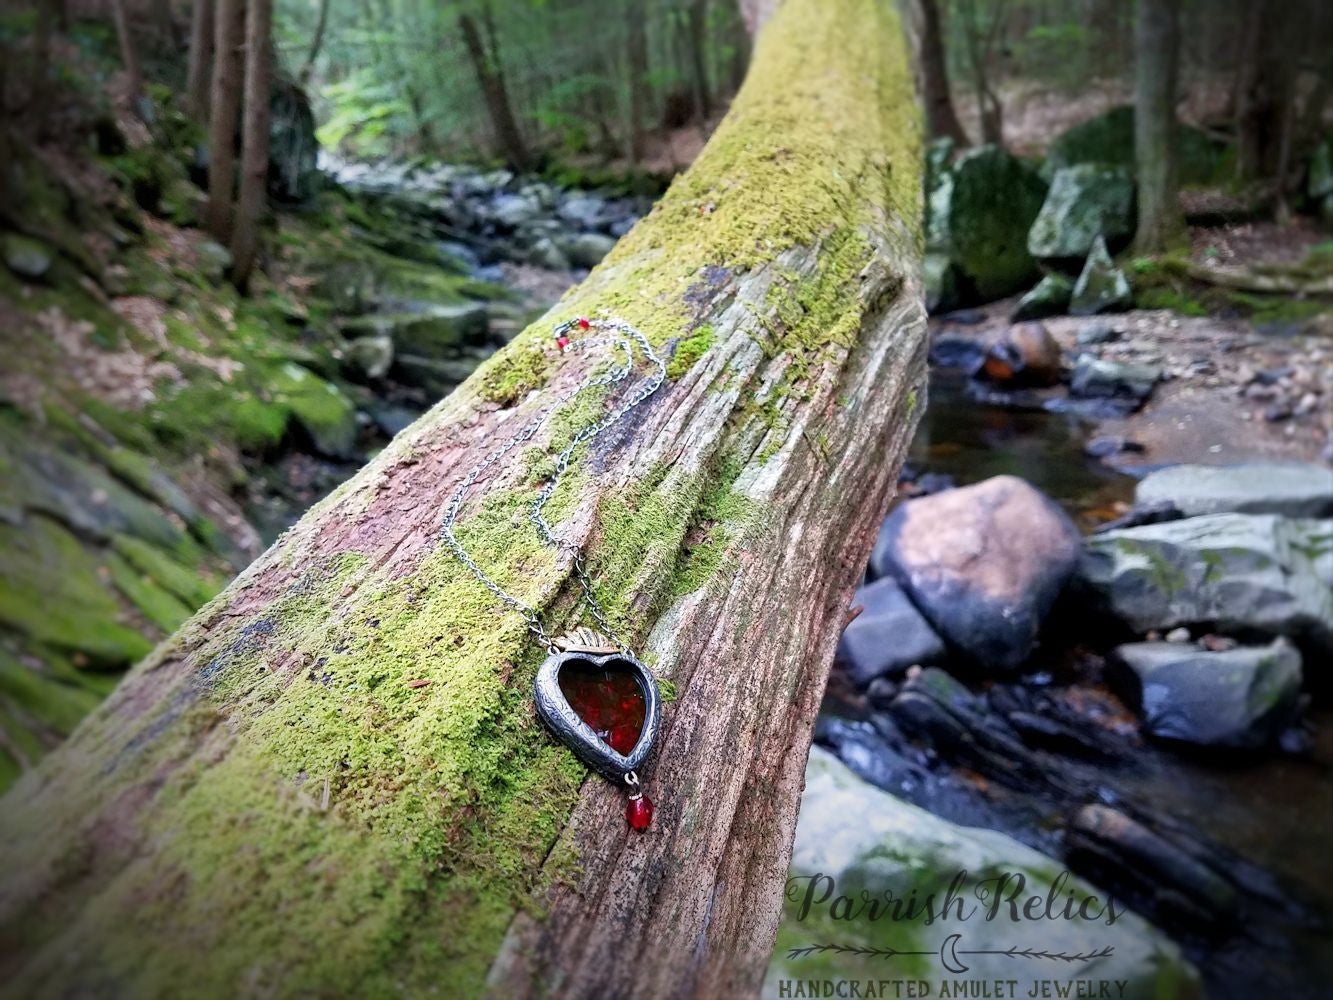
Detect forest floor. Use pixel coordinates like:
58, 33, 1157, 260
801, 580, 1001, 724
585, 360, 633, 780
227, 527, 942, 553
935, 295, 1331, 472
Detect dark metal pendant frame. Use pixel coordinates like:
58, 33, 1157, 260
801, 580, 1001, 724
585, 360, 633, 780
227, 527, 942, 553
534, 648, 661, 783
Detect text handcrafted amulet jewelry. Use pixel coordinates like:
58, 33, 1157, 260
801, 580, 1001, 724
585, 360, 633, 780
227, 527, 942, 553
439, 315, 667, 829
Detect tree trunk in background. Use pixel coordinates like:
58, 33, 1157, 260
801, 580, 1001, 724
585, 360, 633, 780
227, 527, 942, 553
31, 0, 54, 122
627, 0, 649, 163
687, 0, 712, 122
206, 0, 244, 242
185, 0, 214, 120
458, 7, 529, 171
0, 1, 925, 996
917, 0, 968, 144
108, 0, 143, 104
298, 0, 331, 86
228, 0, 271, 287
1134, 0, 1183, 253
958, 0, 1004, 145
1234, 0, 1295, 184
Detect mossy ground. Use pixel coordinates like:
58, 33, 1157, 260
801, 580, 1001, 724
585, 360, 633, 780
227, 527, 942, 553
0, 70, 508, 790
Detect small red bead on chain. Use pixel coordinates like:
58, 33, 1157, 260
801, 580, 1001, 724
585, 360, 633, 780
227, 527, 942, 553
626, 795, 653, 830
624, 770, 653, 830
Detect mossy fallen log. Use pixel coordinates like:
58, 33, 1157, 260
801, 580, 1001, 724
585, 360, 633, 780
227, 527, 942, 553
0, 0, 926, 995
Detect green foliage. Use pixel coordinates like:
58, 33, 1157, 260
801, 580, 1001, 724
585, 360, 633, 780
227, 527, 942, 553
316, 72, 411, 156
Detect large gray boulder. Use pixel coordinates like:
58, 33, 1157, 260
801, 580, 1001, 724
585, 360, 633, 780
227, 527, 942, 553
836, 578, 946, 685
764, 747, 1202, 998
1079, 514, 1333, 653
1136, 463, 1333, 519
1070, 235, 1132, 315
1070, 354, 1161, 409
926, 145, 1048, 303
1111, 638, 1303, 750
1028, 164, 1136, 264
871, 476, 1083, 670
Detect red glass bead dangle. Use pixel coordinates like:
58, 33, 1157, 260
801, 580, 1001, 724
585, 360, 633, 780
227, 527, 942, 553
626, 793, 653, 831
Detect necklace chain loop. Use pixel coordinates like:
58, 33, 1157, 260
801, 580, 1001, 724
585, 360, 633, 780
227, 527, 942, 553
439, 316, 667, 654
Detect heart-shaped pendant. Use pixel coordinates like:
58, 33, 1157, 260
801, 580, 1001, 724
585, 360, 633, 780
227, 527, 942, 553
534, 634, 661, 784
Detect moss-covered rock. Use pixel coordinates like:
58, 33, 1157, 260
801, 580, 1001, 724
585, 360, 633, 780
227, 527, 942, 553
268, 78, 321, 204
341, 302, 489, 359
1028, 164, 1136, 264
1044, 105, 1222, 184
926, 145, 1047, 303
2, 233, 54, 280
766, 748, 1203, 997
0, 516, 154, 668
1010, 272, 1074, 321
267, 361, 359, 459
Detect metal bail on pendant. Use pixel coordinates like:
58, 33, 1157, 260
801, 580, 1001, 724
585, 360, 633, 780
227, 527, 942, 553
532, 630, 662, 785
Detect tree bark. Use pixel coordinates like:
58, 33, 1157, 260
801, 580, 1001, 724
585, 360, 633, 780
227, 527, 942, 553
205, 0, 244, 243
1134, 0, 1183, 254
458, 6, 529, 171
916, 0, 968, 144
227, 0, 271, 287
108, 0, 143, 105
185, 0, 214, 120
0, 1, 925, 996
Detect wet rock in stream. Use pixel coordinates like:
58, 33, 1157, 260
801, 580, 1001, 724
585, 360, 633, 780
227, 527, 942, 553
836, 578, 945, 685
870, 476, 1083, 670
1109, 638, 1304, 750
1079, 513, 1333, 655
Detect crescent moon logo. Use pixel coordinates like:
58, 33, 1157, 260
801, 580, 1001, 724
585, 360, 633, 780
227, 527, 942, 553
940, 932, 969, 974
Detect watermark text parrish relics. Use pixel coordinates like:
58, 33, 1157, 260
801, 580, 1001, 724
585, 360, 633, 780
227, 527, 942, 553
782, 870, 1123, 978
786, 870, 1125, 928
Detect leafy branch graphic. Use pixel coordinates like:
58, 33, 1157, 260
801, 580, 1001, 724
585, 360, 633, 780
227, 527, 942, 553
786, 934, 1114, 973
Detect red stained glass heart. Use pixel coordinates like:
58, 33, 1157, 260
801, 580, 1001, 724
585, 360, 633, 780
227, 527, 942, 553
558, 663, 647, 756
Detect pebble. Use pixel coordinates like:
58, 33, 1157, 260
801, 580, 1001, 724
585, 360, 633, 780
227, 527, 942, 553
1165, 626, 1191, 643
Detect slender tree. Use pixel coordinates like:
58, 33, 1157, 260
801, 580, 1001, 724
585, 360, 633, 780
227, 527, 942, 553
627, 0, 649, 163
108, 0, 144, 104
229, 0, 272, 286
186, 0, 215, 120
916, 0, 968, 144
206, 0, 245, 243
957, 0, 1006, 145
31, 0, 55, 122
1134, 0, 1184, 253
298, 0, 331, 86
686, 0, 712, 122
458, 4, 529, 170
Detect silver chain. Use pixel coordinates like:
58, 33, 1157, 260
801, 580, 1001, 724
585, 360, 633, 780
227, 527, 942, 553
439, 316, 667, 654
